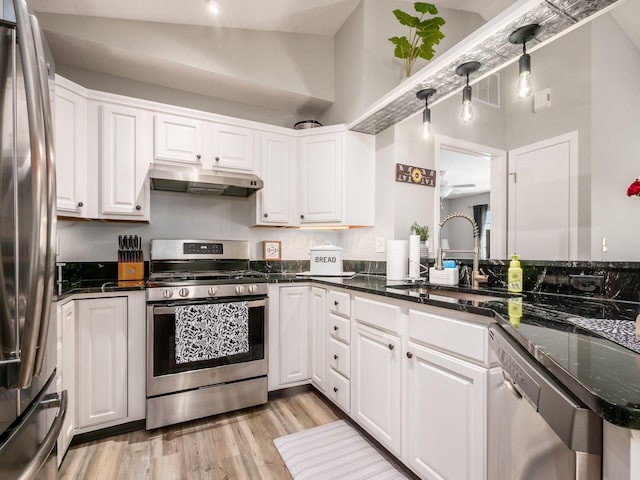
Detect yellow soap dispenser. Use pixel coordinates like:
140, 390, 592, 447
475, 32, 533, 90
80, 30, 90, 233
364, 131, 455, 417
508, 254, 523, 293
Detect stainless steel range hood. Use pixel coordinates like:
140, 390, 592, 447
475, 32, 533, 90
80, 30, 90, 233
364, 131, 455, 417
149, 164, 263, 197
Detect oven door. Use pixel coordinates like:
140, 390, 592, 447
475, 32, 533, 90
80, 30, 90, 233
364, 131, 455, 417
147, 297, 267, 397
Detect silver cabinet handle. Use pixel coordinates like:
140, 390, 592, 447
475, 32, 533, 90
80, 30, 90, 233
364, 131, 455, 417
388, 344, 394, 350
333, 354, 338, 360
406, 352, 413, 359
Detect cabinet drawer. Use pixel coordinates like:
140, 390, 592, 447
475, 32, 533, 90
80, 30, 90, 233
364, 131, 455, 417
409, 310, 489, 366
328, 338, 351, 379
354, 296, 401, 334
328, 313, 350, 344
326, 369, 350, 413
328, 290, 351, 318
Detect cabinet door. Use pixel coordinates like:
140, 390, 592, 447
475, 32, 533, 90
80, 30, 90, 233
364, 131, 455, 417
298, 133, 342, 223
352, 324, 401, 455
211, 123, 255, 171
100, 104, 148, 218
309, 287, 326, 391
279, 286, 309, 384
406, 342, 487, 480
76, 297, 128, 429
59, 301, 76, 455
259, 133, 292, 224
55, 86, 87, 216
154, 114, 204, 165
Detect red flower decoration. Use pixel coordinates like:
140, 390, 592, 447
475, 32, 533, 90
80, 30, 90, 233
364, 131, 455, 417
628, 179, 640, 197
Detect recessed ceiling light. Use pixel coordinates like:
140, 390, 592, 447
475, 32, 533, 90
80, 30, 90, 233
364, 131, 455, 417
208, 0, 221, 15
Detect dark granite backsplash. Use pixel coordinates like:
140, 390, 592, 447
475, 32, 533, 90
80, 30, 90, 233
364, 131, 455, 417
59, 258, 640, 302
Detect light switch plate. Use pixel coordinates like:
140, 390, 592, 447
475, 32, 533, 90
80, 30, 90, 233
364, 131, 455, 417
375, 236, 385, 253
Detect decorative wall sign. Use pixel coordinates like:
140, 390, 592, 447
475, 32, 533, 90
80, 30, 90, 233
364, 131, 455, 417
263, 240, 282, 260
396, 163, 436, 187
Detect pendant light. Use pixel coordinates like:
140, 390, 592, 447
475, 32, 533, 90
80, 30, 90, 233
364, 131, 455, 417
416, 88, 437, 140
509, 24, 541, 98
455, 61, 481, 123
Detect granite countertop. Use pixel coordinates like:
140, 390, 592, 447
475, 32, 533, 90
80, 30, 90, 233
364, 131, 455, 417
271, 273, 640, 429
56, 272, 640, 429
54, 279, 146, 300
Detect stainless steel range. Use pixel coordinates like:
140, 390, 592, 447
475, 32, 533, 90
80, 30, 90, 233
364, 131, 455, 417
145, 239, 268, 429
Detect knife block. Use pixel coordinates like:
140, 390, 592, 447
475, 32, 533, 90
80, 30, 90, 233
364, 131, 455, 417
118, 258, 144, 282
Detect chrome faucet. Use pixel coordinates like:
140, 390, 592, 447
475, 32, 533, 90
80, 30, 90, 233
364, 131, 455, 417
436, 212, 488, 289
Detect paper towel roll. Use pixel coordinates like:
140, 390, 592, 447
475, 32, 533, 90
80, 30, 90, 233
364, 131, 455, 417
386, 240, 408, 280
409, 235, 421, 279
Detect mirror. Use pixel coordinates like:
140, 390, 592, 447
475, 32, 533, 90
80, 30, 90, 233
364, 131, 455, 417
429, 2, 640, 262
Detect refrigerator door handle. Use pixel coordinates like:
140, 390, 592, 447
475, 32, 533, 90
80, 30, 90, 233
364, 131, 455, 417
28, 12, 56, 377
17, 390, 67, 480
12, 0, 48, 388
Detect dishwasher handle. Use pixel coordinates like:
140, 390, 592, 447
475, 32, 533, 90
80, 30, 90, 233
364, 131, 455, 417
489, 324, 602, 456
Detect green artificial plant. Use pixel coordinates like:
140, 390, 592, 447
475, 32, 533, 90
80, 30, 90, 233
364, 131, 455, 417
410, 222, 430, 242
388, 2, 445, 77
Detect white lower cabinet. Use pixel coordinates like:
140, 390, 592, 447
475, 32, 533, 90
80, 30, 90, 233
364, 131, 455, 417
76, 297, 128, 428
57, 300, 76, 466
405, 341, 488, 480
352, 323, 402, 456
310, 287, 326, 391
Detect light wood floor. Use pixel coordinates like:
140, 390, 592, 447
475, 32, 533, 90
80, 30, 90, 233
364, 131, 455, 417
60, 389, 341, 480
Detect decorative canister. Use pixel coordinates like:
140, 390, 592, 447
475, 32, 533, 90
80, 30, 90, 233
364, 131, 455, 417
309, 244, 343, 275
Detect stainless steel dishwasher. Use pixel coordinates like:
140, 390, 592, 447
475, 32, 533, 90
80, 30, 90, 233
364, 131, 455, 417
488, 324, 602, 480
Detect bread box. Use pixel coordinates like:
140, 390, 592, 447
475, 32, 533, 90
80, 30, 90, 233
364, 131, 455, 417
309, 244, 343, 275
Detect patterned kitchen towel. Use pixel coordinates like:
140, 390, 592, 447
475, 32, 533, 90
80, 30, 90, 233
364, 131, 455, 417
175, 302, 249, 364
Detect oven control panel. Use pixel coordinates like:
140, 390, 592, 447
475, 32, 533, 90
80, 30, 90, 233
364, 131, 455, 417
183, 242, 223, 255
147, 283, 268, 302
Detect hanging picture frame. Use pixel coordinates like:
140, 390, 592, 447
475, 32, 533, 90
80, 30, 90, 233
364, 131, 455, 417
263, 241, 282, 261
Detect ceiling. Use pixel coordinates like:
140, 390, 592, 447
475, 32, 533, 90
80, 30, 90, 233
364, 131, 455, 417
31, 0, 515, 122
30, 0, 511, 36
440, 149, 491, 199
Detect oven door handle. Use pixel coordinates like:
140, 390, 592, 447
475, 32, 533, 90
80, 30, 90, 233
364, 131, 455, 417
154, 299, 266, 315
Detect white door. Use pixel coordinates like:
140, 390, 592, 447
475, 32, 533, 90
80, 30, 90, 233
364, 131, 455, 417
406, 342, 487, 480
309, 287, 326, 391
55, 86, 87, 216
154, 114, 204, 165
279, 286, 309, 384
508, 131, 578, 260
259, 133, 293, 224
352, 324, 401, 455
76, 297, 128, 429
58, 301, 76, 459
100, 105, 148, 218
298, 133, 342, 223
210, 123, 255, 171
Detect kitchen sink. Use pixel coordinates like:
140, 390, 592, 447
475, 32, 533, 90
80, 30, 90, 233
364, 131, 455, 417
389, 285, 506, 303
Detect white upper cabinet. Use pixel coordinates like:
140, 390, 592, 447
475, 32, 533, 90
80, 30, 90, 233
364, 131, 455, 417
153, 113, 204, 166
209, 123, 255, 171
298, 132, 342, 223
54, 78, 87, 217
297, 127, 375, 226
256, 133, 295, 225
100, 104, 150, 220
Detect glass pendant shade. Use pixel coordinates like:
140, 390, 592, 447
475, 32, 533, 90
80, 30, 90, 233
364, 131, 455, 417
517, 53, 532, 98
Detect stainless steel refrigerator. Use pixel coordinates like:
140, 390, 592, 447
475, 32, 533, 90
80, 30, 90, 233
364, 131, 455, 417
0, 0, 65, 478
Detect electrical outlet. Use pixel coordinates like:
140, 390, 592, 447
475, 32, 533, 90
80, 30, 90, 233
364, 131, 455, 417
375, 236, 385, 253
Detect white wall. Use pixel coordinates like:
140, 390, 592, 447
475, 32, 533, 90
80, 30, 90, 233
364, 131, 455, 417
590, 14, 640, 261
57, 191, 338, 262
320, 1, 484, 125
